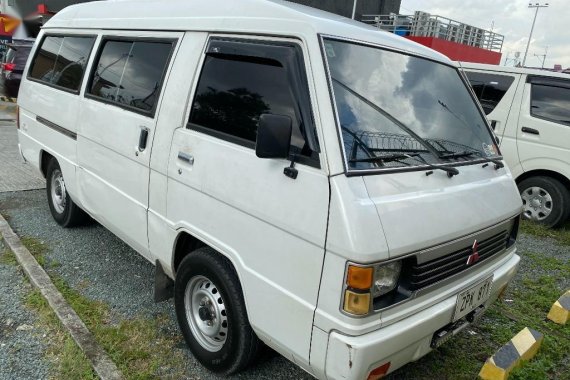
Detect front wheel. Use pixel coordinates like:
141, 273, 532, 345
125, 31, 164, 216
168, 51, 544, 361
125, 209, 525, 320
46, 158, 87, 227
518, 176, 570, 228
174, 247, 260, 375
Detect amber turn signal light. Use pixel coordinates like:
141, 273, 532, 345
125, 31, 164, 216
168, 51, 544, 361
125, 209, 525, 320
347, 265, 373, 290
343, 290, 371, 315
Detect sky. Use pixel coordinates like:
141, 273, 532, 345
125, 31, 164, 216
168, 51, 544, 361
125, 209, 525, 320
400, 0, 569, 68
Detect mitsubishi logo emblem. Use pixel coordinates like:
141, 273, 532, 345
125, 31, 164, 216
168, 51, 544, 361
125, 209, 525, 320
466, 240, 480, 265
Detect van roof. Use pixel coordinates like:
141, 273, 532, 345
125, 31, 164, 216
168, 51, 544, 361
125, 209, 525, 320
459, 61, 570, 80
46, 0, 450, 64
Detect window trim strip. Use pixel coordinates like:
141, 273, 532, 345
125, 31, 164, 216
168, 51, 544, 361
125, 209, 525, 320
36, 116, 77, 140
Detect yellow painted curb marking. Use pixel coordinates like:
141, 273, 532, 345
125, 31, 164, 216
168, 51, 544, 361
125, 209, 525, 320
547, 289, 570, 325
479, 327, 543, 380
0, 96, 16, 103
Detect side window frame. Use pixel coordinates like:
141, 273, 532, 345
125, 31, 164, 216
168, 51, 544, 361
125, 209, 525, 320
528, 76, 570, 127
85, 36, 177, 118
187, 37, 321, 168
26, 33, 97, 95
464, 71, 515, 115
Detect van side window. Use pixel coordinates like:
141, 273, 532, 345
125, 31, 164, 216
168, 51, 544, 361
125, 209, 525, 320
465, 72, 515, 115
531, 84, 570, 126
188, 41, 318, 162
89, 39, 173, 114
29, 35, 95, 92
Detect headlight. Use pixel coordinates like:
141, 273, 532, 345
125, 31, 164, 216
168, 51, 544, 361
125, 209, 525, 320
343, 261, 403, 316
373, 261, 402, 297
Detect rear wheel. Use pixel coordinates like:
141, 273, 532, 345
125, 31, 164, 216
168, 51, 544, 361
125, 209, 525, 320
174, 247, 260, 375
46, 158, 87, 227
518, 176, 570, 228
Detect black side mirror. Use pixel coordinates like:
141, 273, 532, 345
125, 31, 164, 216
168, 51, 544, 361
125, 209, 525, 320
255, 114, 292, 159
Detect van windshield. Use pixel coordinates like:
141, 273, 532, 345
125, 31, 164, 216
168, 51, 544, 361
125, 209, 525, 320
323, 38, 499, 172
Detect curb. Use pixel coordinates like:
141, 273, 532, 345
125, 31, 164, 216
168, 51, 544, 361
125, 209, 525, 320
0, 212, 123, 380
479, 327, 543, 380
547, 290, 570, 325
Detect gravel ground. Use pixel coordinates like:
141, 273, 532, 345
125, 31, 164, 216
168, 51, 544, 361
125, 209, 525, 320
0, 189, 311, 380
0, 239, 50, 380
516, 233, 570, 290
0, 189, 568, 379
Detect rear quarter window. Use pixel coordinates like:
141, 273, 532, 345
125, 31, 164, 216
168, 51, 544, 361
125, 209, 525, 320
29, 35, 96, 92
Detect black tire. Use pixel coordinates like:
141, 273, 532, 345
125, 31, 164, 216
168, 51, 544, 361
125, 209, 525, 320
175, 247, 260, 375
45, 158, 87, 227
518, 176, 570, 228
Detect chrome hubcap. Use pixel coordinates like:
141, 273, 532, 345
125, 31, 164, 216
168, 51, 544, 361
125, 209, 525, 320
50, 169, 66, 214
521, 186, 553, 221
184, 275, 228, 352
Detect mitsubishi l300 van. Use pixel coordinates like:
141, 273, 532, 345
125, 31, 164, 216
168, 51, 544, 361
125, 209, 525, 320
461, 62, 570, 228
17, 1, 522, 379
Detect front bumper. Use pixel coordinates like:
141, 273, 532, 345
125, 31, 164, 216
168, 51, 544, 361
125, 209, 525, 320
316, 253, 520, 380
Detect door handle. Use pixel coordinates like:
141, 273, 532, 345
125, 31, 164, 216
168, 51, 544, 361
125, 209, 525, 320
521, 127, 539, 135
138, 127, 149, 151
490, 120, 497, 130
177, 151, 194, 165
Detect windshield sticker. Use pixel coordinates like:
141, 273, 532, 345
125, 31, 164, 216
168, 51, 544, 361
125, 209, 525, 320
324, 43, 336, 58
482, 143, 496, 157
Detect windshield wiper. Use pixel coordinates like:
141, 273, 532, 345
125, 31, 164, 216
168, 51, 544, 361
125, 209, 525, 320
440, 150, 504, 169
350, 152, 459, 177
407, 154, 459, 177
349, 153, 420, 165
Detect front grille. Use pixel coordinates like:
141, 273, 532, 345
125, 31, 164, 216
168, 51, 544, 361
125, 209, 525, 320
408, 230, 508, 290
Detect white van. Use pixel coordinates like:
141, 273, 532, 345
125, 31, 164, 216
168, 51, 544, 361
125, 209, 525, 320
461, 62, 570, 228
17, 1, 522, 379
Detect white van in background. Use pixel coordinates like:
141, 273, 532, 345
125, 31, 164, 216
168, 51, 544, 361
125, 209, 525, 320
461, 63, 570, 228
17, 1, 522, 379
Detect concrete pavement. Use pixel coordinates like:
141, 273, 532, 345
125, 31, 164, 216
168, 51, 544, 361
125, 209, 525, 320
0, 102, 45, 193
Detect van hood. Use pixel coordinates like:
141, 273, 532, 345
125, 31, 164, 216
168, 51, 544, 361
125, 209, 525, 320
364, 164, 522, 258
326, 164, 522, 262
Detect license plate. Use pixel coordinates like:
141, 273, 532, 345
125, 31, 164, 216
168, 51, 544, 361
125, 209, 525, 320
453, 276, 493, 322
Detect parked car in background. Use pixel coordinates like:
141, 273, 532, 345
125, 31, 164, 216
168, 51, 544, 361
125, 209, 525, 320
461, 63, 570, 228
1, 40, 34, 97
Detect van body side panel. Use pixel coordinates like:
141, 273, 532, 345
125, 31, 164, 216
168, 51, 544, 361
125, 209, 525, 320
17, 30, 85, 198
148, 32, 209, 276
167, 129, 329, 361
501, 75, 528, 179
76, 31, 183, 259
141, 31, 332, 362
76, 99, 153, 257
516, 82, 570, 181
